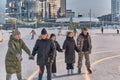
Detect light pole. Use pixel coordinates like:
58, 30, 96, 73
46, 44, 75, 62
18, 1, 23, 20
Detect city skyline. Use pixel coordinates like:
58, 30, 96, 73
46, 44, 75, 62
0, 0, 111, 17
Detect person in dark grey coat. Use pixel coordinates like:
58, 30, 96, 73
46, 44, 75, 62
63, 32, 80, 75
50, 34, 63, 77
30, 28, 55, 80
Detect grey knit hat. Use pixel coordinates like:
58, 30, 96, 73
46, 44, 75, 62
14, 29, 21, 35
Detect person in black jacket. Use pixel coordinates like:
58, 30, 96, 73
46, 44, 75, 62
50, 34, 63, 77
63, 31, 80, 75
29, 28, 55, 80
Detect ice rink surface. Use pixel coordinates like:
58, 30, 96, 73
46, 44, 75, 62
0, 28, 120, 80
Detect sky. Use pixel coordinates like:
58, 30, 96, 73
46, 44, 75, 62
0, 0, 111, 17
66, 0, 111, 17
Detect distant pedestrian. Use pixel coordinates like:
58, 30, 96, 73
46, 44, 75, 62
101, 27, 104, 34
30, 29, 36, 40
77, 27, 92, 74
117, 29, 119, 34
29, 28, 55, 80
58, 29, 62, 36
63, 31, 80, 75
5, 29, 32, 80
50, 33, 63, 77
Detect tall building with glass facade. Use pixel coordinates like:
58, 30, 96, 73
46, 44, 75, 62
111, 0, 120, 21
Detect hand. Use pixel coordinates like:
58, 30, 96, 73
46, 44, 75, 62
88, 50, 91, 54
16, 54, 23, 62
29, 54, 34, 60
62, 49, 65, 53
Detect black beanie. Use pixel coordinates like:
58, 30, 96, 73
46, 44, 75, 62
41, 28, 47, 34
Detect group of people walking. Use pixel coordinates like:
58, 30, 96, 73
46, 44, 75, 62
5, 27, 92, 80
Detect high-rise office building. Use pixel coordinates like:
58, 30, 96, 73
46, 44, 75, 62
111, 0, 120, 21
60, 0, 66, 17
6, 0, 36, 19
47, 0, 66, 18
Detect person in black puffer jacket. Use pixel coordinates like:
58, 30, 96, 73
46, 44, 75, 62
50, 33, 63, 77
63, 31, 80, 75
30, 28, 56, 80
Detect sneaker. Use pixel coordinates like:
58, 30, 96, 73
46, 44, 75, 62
78, 68, 81, 74
87, 68, 92, 74
71, 69, 74, 75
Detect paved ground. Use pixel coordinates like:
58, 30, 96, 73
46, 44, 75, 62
0, 29, 120, 80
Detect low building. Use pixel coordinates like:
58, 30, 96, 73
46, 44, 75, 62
56, 17, 99, 23
66, 10, 75, 18
98, 14, 112, 22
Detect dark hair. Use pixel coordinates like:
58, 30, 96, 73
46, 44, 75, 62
50, 33, 56, 38
82, 27, 88, 31
67, 31, 73, 37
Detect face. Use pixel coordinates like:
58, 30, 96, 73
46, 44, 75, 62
51, 36, 56, 41
83, 30, 88, 35
14, 34, 21, 40
41, 34, 48, 39
68, 33, 73, 37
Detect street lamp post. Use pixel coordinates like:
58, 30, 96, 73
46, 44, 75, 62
18, 1, 23, 21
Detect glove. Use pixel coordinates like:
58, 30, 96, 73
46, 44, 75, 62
29, 54, 34, 60
16, 54, 23, 62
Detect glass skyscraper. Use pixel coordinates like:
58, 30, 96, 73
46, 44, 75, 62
111, 0, 120, 21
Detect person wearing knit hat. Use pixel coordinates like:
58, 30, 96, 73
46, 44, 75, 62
30, 28, 56, 80
5, 29, 33, 80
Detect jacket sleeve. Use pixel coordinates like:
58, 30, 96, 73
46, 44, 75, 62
74, 40, 80, 52
32, 39, 39, 56
63, 40, 67, 50
56, 41, 62, 52
49, 41, 56, 60
21, 39, 31, 55
8, 40, 18, 55
89, 36, 92, 50
77, 35, 81, 46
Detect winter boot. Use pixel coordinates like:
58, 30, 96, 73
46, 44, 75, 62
78, 68, 81, 74
6, 74, 12, 80
16, 73, 22, 80
67, 70, 70, 75
71, 69, 74, 75
87, 68, 92, 74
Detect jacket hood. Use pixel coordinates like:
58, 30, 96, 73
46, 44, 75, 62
10, 35, 19, 41
66, 37, 74, 41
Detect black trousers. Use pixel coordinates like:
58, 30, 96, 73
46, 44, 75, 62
38, 64, 52, 80
52, 58, 57, 73
66, 63, 74, 70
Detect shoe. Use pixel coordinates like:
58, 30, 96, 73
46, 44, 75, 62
87, 68, 92, 74
71, 69, 74, 75
53, 73, 57, 77
67, 70, 70, 75
78, 68, 81, 74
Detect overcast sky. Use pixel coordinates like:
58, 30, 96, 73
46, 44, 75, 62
66, 0, 111, 17
0, 0, 111, 17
